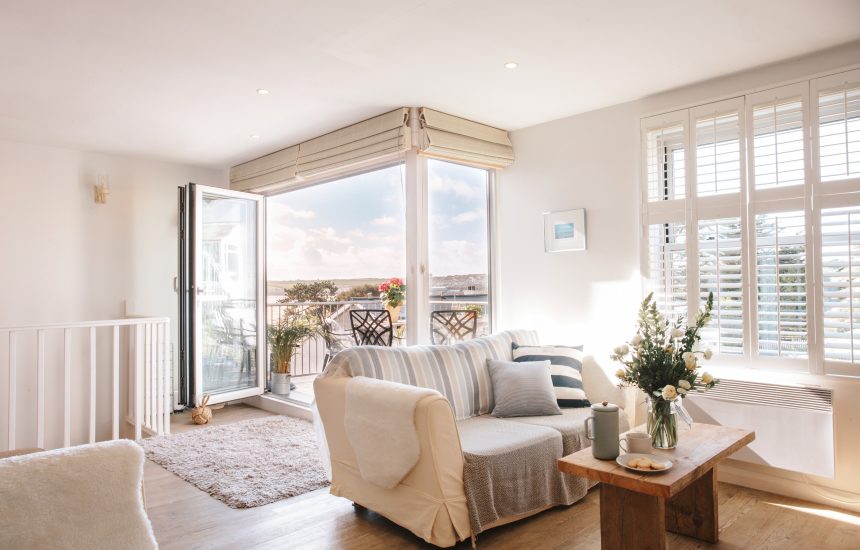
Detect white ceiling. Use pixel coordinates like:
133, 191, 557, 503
1, 0, 859, 168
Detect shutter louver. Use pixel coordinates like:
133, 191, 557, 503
648, 222, 687, 320
698, 217, 744, 355
819, 84, 860, 182
752, 97, 805, 189
821, 207, 860, 362
755, 211, 808, 357
696, 112, 741, 196
646, 125, 686, 201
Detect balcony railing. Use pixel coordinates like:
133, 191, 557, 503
264, 298, 489, 383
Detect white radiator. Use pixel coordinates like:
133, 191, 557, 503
685, 379, 834, 478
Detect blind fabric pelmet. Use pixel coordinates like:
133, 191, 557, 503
418, 108, 515, 168
229, 107, 514, 192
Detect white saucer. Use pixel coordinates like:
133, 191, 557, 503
616, 453, 673, 473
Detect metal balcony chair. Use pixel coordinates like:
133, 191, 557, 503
349, 309, 394, 347
430, 310, 478, 345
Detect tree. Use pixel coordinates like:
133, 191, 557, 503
279, 280, 339, 303
336, 284, 380, 301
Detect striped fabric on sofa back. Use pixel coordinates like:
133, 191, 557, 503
321, 330, 540, 420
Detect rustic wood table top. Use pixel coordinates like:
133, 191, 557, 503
557, 422, 755, 498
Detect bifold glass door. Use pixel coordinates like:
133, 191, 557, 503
184, 184, 266, 406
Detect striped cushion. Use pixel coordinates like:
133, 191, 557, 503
512, 344, 590, 408
326, 345, 486, 420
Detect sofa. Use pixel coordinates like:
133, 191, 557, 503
0, 440, 157, 549
314, 330, 630, 547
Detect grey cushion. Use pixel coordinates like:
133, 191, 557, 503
487, 359, 562, 418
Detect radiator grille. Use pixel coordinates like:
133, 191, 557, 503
692, 378, 833, 413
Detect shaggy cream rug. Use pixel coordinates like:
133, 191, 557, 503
142, 415, 329, 508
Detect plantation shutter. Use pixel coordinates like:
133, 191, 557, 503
815, 69, 860, 182
694, 107, 742, 196
750, 86, 807, 190
698, 217, 744, 355
648, 222, 687, 321
644, 123, 687, 201
755, 211, 808, 358
820, 206, 860, 363
418, 108, 514, 168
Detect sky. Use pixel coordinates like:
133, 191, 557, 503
266, 159, 489, 282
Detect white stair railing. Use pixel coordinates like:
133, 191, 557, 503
1, 317, 171, 452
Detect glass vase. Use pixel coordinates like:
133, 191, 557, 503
646, 396, 678, 449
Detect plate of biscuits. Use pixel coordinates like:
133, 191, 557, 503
616, 453, 672, 473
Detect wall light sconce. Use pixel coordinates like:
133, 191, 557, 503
94, 174, 111, 204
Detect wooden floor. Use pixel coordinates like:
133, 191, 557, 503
146, 405, 860, 549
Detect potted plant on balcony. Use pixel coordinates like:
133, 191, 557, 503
268, 312, 320, 395
379, 277, 406, 322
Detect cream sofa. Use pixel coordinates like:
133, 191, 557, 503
0, 440, 157, 549
314, 330, 629, 547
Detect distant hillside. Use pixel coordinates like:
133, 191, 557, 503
268, 274, 487, 299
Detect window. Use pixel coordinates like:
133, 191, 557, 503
754, 211, 808, 358
427, 159, 492, 336
698, 217, 743, 355
643, 70, 860, 375
820, 207, 860, 363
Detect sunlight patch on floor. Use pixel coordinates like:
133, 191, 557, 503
766, 502, 860, 527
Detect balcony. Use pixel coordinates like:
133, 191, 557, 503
264, 298, 489, 403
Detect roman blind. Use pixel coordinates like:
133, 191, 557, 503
296, 108, 410, 177
817, 73, 860, 182
755, 211, 808, 358
698, 217, 744, 355
230, 108, 410, 193
230, 146, 299, 192
820, 206, 860, 363
418, 108, 514, 168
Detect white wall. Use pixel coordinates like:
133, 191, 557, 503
0, 139, 223, 448
498, 41, 860, 512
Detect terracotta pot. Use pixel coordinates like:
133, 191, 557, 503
385, 304, 403, 322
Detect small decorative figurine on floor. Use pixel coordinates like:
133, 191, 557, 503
192, 394, 213, 425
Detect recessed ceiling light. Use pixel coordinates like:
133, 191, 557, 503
504, 61, 518, 69
256, 89, 270, 95
250, 134, 260, 139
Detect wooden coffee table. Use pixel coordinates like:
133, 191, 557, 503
557, 423, 754, 550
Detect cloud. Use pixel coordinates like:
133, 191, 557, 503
452, 209, 482, 224
428, 172, 479, 198
371, 216, 396, 226
268, 201, 315, 220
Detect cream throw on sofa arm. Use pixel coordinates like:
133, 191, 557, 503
0, 440, 157, 550
345, 376, 441, 488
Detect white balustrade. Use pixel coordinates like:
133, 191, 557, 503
0, 317, 171, 451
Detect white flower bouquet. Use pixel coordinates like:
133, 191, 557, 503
611, 292, 719, 448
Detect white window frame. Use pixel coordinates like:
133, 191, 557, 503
642, 66, 860, 377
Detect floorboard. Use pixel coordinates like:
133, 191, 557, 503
145, 405, 860, 549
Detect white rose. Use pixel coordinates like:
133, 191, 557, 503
704, 349, 713, 360
671, 327, 685, 339
677, 387, 688, 395
678, 379, 691, 390
613, 344, 629, 356
701, 372, 714, 385
682, 351, 697, 370
661, 385, 678, 400
630, 334, 643, 347
615, 369, 626, 379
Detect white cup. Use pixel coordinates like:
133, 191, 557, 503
620, 431, 652, 454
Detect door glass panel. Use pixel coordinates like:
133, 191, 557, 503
199, 192, 259, 395
427, 159, 491, 339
